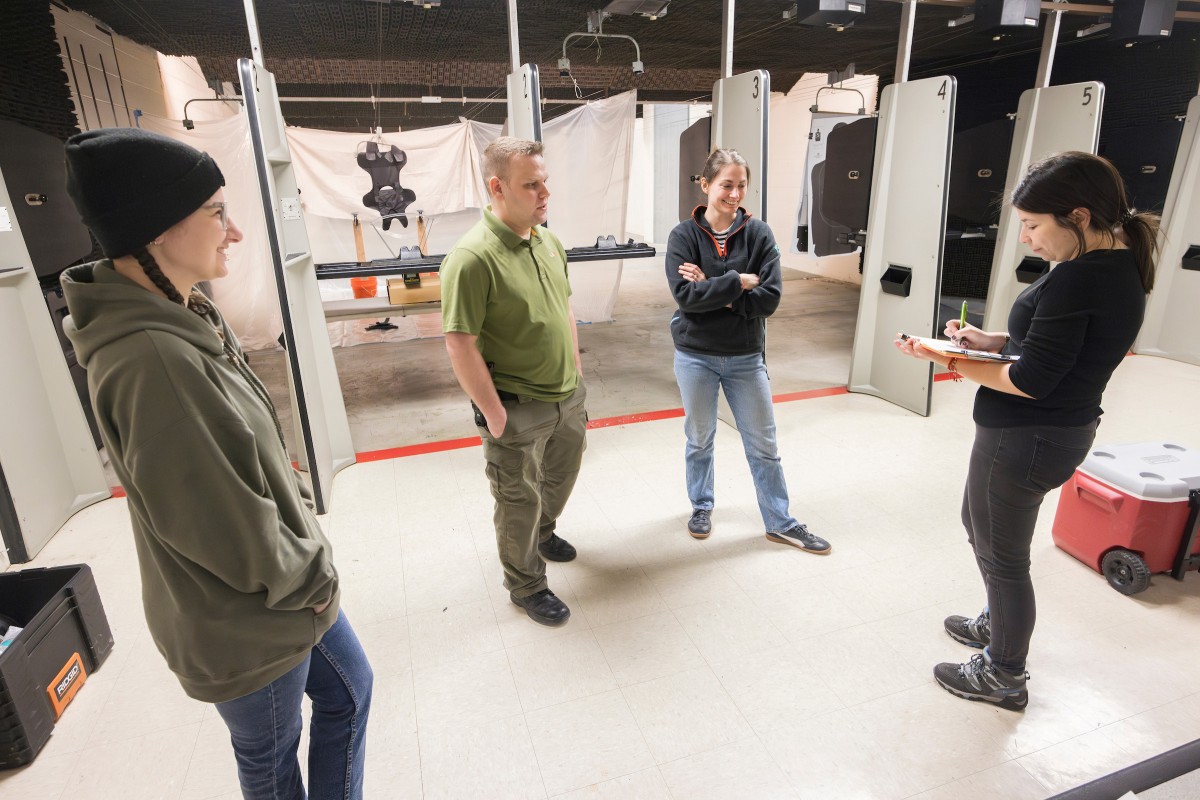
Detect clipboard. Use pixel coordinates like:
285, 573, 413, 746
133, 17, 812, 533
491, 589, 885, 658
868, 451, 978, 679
901, 334, 1020, 363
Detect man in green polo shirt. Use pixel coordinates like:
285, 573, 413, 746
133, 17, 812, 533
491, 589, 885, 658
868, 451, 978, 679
442, 136, 587, 626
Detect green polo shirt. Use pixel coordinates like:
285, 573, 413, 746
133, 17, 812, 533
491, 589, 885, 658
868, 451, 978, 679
441, 206, 579, 402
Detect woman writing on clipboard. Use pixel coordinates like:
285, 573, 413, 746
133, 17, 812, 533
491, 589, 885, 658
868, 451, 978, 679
895, 151, 1160, 711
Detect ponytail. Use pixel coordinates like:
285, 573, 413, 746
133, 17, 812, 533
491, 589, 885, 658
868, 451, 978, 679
1119, 210, 1161, 293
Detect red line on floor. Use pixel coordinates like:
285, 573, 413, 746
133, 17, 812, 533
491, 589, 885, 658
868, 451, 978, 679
771, 385, 849, 403
355, 435, 484, 462
586, 407, 687, 428
352, 381, 887, 463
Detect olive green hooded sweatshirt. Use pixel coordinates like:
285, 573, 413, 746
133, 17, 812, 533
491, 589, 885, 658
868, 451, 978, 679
61, 261, 339, 703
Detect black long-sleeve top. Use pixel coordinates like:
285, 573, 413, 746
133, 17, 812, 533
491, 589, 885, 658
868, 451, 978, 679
665, 206, 783, 355
974, 248, 1146, 428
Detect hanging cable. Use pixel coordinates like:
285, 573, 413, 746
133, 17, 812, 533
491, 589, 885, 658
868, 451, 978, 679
373, 0, 384, 133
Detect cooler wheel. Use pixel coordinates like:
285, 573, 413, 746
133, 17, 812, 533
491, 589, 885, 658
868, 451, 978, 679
1101, 549, 1151, 595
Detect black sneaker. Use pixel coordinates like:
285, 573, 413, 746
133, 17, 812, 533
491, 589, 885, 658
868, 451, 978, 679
766, 524, 831, 554
933, 651, 1028, 712
538, 533, 577, 562
687, 509, 712, 539
944, 609, 990, 649
510, 589, 571, 626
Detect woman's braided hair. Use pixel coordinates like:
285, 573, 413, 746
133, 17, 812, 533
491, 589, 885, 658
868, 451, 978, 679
132, 246, 212, 315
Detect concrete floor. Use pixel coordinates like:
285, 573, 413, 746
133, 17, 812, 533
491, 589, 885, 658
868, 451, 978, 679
248, 260, 863, 455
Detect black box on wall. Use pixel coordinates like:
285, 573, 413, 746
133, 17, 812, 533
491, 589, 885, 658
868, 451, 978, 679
1111, 0, 1178, 41
974, 0, 1040, 30
792, 0, 866, 27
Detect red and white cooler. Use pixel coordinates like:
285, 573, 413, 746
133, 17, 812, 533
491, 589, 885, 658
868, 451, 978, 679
1051, 442, 1200, 595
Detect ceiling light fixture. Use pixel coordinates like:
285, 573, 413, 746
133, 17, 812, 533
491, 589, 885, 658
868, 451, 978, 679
560, 11, 647, 77
601, 0, 670, 18
1076, 22, 1111, 38
181, 96, 243, 130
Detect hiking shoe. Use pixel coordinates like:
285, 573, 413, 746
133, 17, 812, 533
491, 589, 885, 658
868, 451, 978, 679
766, 524, 831, 554
944, 609, 990, 649
538, 533, 577, 563
510, 589, 571, 626
688, 509, 712, 539
933, 651, 1028, 712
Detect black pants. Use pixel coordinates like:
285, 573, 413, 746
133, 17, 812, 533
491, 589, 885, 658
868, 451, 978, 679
961, 420, 1098, 673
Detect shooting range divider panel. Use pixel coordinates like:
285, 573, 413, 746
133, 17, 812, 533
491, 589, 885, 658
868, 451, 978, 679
848, 76, 957, 417
982, 82, 1104, 333
712, 71, 769, 221
239, 58, 355, 515
1135, 94, 1200, 366
678, 116, 712, 223
0, 168, 108, 564
506, 64, 543, 143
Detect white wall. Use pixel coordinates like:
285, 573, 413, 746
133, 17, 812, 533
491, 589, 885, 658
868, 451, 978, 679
624, 103, 713, 247
766, 73, 879, 286
625, 116, 653, 244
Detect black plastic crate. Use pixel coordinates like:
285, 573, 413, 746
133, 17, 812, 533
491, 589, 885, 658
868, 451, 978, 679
0, 564, 114, 769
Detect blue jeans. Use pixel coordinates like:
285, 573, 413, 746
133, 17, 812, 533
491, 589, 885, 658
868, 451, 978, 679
214, 610, 373, 800
673, 349, 798, 533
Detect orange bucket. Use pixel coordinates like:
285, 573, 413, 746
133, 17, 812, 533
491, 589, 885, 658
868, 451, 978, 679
350, 277, 377, 298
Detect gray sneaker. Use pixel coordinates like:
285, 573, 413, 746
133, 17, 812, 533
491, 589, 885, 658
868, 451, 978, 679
944, 609, 990, 649
766, 524, 831, 554
934, 651, 1028, 712
687, 509, 712, 539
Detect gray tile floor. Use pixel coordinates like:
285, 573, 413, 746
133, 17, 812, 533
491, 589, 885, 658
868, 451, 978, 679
17, 261, 1200, 799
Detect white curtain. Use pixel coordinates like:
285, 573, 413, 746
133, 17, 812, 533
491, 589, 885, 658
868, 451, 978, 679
285, 122, 492, 221
134, 91, 637, 347
137, 112, 282, 351
539, 91, 636, 322
287, 93, 637, 325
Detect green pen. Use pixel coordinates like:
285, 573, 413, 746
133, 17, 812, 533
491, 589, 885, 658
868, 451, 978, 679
959, 300, 968, 330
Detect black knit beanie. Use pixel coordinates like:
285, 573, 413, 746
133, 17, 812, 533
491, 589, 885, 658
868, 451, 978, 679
64, 127, 226, 258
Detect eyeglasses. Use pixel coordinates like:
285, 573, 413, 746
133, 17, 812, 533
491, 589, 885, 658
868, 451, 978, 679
203, 201, 229, 231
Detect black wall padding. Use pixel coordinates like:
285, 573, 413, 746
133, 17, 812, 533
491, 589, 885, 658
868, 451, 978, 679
948, 119, 1013, 228
1100, 120, 1186, 214
941, 239, 997, 300
0, 0, 78, 141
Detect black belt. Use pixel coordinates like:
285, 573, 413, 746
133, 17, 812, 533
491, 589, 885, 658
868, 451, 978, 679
497, 389, 520, 402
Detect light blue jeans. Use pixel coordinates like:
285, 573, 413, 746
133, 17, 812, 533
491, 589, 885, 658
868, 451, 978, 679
214, 610, 373, 800
673, 349, 799, 533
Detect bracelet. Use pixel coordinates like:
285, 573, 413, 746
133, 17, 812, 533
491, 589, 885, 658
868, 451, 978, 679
946, 357, 962, 382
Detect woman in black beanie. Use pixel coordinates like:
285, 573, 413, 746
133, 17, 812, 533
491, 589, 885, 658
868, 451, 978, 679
60, 127, 372, 800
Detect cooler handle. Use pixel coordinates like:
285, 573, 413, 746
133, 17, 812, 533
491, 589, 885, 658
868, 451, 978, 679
1074, 472, 1124, 512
